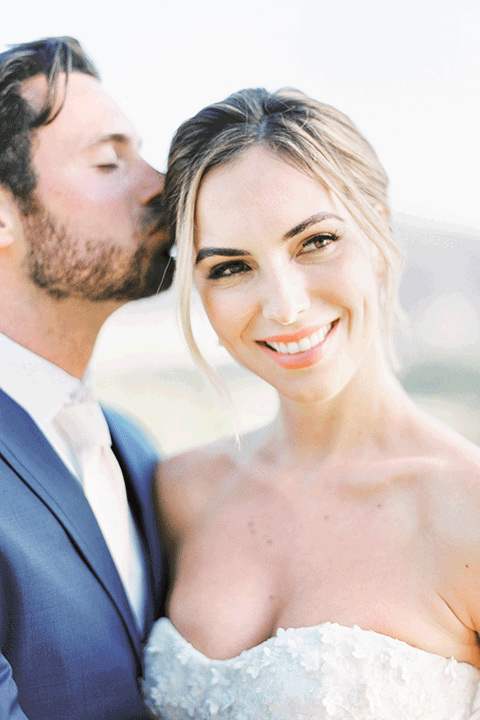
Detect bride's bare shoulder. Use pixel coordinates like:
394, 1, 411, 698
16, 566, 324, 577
416, 415, 480, 538
154, 435, 240, 543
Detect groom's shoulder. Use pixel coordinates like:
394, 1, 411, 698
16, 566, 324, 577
102, 405, 161, 491
103, 405, 160, 457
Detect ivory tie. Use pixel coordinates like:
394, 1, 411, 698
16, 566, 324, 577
54, 397, 146, 629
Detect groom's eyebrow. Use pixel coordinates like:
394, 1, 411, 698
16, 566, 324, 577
195, 247, 249, 264
89, 132, 143, 151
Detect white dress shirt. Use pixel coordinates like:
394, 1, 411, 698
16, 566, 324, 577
0, 332, 147, 631
0, 332, 82, 475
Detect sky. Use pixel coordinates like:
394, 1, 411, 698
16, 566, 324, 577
3, 0, 479, 232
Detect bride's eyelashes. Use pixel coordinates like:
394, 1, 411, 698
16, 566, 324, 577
207, 259, 251, 280
205, 231, 342, 281
298, 232, 340, 255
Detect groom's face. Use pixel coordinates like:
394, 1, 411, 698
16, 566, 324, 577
18, 71, 170, 302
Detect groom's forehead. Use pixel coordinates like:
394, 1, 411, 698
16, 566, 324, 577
23, 72, 140, 158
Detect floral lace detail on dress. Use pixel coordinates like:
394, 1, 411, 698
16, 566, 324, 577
143, 619, 480, 720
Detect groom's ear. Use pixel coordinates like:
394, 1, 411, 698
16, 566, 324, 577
0, 186, 18, 249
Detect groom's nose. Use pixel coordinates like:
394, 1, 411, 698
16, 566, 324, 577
140, 165, 165, 206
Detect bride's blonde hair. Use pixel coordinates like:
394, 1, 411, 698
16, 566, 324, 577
164, 88, 402, 388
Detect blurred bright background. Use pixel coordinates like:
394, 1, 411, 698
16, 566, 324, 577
3, 0, 479, 454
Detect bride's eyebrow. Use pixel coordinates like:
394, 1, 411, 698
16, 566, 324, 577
195, 248, 249, 264
195, 212, 344, 264
283, 212, 344, 239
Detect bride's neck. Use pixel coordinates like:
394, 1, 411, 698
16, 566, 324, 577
266, 358, 410, 467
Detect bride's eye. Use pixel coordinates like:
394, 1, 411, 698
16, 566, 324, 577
300, 232, 340, 253
207, 260, 251, 280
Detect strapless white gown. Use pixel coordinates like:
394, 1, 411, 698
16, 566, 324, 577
143, 618, 480, 719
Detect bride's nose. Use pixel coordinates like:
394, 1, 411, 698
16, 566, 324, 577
261, 262, 310, 325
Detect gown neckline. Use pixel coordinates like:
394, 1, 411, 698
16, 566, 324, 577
157, 616, 480, 672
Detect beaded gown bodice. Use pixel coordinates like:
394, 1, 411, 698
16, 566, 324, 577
143, 618, 480, 719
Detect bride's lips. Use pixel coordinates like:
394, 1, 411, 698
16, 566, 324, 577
256, 320, 339, 369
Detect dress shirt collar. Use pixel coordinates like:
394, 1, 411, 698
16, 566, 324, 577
0, 332, 92, 426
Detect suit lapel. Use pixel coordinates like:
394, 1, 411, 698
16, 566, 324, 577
106, 408, 166, 634
0, 388, 142, 660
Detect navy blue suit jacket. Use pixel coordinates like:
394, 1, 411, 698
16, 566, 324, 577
0, 388, 167, 719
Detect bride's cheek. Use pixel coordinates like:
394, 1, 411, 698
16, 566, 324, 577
203, 287, 249, 335
200, 289, 222, 324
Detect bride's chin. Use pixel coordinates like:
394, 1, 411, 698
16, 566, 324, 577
252, 371, 343, 406
277, 385, 342, 406
227, 349, 353, 406
261, 365, 358, 406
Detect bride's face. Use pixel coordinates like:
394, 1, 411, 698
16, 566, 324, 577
194, 146, 385, 403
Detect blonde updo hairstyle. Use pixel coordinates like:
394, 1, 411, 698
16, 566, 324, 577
165, 88, 402, 386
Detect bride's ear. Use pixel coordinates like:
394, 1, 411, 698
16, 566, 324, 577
0, 188, 17, 249
373, 202, 387, 220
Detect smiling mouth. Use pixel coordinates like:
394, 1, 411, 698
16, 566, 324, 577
259, 321, 338, 355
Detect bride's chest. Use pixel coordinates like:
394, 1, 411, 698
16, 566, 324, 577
172, 482, 438, 658
274, 489, 431, 615
272, 479, 426, 572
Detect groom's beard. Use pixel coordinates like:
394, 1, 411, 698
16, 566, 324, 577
21, 200, 174, 302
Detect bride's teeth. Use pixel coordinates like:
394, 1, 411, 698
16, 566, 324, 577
298, 336, 312, 352
264, 322, 334, 354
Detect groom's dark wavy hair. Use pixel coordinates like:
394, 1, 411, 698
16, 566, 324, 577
0, 37, 99, 211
